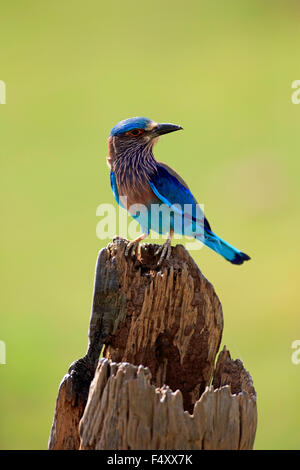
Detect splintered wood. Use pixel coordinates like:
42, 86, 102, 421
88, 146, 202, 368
49, 239, 257, 450
79, 357, 256, 450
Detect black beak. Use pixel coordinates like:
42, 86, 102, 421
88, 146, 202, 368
154, 123, 183, 136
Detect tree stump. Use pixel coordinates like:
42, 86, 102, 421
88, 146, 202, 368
48, 239, 257, 450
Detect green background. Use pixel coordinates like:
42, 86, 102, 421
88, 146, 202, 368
1, 0, 300, 450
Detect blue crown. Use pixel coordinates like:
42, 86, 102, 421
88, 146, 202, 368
110, 117, 153, 136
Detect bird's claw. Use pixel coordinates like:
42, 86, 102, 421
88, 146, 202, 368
155, 239, 172, 266
125, 240, 140, 258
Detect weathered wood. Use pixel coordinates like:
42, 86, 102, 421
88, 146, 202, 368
48, 357, 93, 450
48, 238, 257, 450
102, 239, 223, 412
79, 357, 257, 450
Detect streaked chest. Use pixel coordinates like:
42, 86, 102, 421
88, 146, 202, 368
117, 178, 160, 212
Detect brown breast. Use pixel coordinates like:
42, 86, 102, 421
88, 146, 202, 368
117, 180, 160, 214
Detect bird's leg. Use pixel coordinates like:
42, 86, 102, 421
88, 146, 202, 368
124, 231, 149, 258
155, 229, 174, 266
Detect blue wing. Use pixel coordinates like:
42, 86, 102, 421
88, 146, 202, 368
149, 163, 211, 235
149, 164, 250, 264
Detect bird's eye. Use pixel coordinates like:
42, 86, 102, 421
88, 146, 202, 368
125, 128, 145, 137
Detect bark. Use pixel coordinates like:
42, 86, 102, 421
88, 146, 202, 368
48, 238, 257, 450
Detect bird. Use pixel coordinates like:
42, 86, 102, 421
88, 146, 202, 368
107, 116, 250, 266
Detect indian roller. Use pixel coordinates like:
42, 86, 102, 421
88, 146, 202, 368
107, 117, 250, 266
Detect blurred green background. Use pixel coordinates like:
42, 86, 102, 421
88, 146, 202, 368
1, 0, 300, 450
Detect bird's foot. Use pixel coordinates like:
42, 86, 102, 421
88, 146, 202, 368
155, 239, 172, 266
124, 240, 140, 258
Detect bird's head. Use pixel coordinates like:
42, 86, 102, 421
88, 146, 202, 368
108, 117, 182, 160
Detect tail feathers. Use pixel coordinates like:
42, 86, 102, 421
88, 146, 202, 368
196, 230, 251, 265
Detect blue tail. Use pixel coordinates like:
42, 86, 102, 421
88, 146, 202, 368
197, 229, 251, 265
